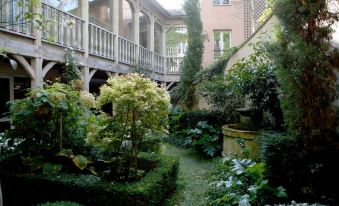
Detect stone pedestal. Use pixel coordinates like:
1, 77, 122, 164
222, 124, 260, 159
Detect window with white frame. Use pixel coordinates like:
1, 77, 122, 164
213, 0, 230, 5
214, 30, 231, 58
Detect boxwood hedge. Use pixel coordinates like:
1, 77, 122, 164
1, 154, 179, 206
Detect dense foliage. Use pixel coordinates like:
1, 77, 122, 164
267, 0, 339, 139
62, 49, 81, 84
2, 154, 179, 206
198, 44, 283, 129
259, 131, 339, 204
1, 74, 172, 183
174, 0, 204, 110
208, 157, 287, 206
168, 107, 233, 156
6, 83, 94, 155
39, 201, 83, 206
96, 73, 170, 179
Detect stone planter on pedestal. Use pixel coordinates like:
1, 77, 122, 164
222, 124, 260, 159
222, 108, 261, 159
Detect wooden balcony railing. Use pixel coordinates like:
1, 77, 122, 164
153, 52, 165, 73
139, 46, 152, 69
41, 3, 84, 50
0, 0, 183, 76
167, 57, 183, 73
89, 23, 115, 59
0, 0, 34, 37
118, 36, 137, 65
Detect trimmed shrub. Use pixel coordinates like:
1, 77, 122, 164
39, 201, 82, 206
1, 154, 179, 206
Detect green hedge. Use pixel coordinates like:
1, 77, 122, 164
39, 201, 83, 206
259, 132, 339, 204
1, 154, 179, 206
177, 110, 235, 129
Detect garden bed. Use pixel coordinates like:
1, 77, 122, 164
1, 154, 179, 206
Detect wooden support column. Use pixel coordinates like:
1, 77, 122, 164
149, 15, 155, 52
33, 3, 42, 48
162, 25, 167, 76
110, 0, 120, 62
149, 15, 155, 79
132, 2, 140, 64
81, 67, 90, 92
80, 0, 89, 58
31, 58, 43, 88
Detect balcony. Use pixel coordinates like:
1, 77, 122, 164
0, 0, 184, 90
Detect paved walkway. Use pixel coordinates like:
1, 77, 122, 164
163, 144, 215, 206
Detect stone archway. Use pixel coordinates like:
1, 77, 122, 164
89, 70, 110, 95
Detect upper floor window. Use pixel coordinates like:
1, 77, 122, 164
106, 8, 111, 22
214, 30, 231, 59
213, 0, 230, 5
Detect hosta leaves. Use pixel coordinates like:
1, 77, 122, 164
22, 156, 44, 171
43, 162, 62, 175
275, 186, 288, 198
72, 155, 88, 170
56, 149, 73, 157
87, 166, 99, 176
231, 159, 254, 175
203, 144, 218, 157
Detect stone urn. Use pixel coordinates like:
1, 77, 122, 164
222, 108, 262, 159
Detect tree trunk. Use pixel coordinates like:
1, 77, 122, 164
59, 114, 63, 150
0, 180, 3, 206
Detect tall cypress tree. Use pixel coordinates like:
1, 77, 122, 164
268, 0, 339, 145
177, 0, 204, 110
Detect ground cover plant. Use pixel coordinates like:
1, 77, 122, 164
168, 107, 232, 157
207, 157, 287, 206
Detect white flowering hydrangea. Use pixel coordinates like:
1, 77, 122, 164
79, 91, 96, 109
97, 73, 170, 133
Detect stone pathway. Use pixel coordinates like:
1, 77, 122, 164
163, 144, 215, 206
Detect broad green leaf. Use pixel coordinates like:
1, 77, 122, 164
275, 186, 288, 198
87, 166, 99, 176
72, 155, 88, 170
43, 162, 62, 175
56, 149, 73, 157
21, 156, 44, 170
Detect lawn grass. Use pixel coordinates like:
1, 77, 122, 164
162, 144, 216, 206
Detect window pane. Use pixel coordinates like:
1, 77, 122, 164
213, 0, 220, 5
214, 31, 221, 50
223, 32, 231, 49
222, 0, 229, 5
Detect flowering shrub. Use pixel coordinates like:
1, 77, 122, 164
79, 91, 95, 109
96, 73, 170, 179
6, 83, 93, 155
